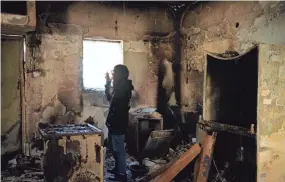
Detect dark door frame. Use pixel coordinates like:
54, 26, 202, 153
1, 34, 26, 154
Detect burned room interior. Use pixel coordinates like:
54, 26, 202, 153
1, 1, 285, 182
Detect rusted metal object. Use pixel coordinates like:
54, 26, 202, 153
39, 124, 103, 140
39, 124, 104, 182
195, 132, 217, 182
154, 143, 201, 182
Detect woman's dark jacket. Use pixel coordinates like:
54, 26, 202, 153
105, 79, 134, 135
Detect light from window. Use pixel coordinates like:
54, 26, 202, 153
83, 40, 123, 90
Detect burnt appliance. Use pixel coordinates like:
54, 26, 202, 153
39, 123, 104, 182
126, 107, 174, 159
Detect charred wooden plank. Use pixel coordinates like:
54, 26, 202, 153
154, 143, 201, 182
198, 120, 255, 138
195, 132, 217, 182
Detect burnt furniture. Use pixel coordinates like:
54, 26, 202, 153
126, 107, 163, 157
39, 124, 104, 182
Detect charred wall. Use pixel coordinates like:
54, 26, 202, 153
204, 48, 258, 182
204, 47, 258, 127
181, 1, 285, 112
23, 1, 175, 147
4, 2, 284, 179
181, 1, 285, 181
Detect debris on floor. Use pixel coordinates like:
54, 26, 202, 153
136, 142, 198, 182
104, 149, 140, 182
1, 154, 44, 182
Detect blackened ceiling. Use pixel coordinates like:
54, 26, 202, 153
35, 1, 191, 12
1, 1, 201, 21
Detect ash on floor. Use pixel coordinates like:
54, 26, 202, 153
1, 143, 195, 182
1, 157, 44, 182
1, 171, 44, 182
104, 143, 196, 182
1, 151, 142, 182
104, 150, 142, 182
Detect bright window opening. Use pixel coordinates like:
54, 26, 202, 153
83, 39, 123, 90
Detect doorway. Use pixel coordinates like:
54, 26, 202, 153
1, 36, 24, 156
204, 47, 258, 182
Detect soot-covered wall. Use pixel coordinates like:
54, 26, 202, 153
181, 1, 285, 112
204, 48, 258, 182
181, 2, 285, 181
204, 47, 258, 127
23, 1, 175, 149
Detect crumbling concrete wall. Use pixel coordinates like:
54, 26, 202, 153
257, 44, 285, 182
24, 2, 175, 146
57, 1, 175, 108
24, 23, 83, 147
181, 1, 285, 112
182, 1, 285, 181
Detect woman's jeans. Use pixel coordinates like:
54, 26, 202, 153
108, 132, 126, 176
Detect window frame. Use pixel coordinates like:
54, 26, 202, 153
82, 38, 124, 93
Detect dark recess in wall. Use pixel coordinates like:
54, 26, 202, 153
206, 47, 258, 182
1, 1, 27, 15
206, 48, 258, 127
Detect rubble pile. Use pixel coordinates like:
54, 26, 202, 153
104, 149, 141, 182
136, 142, 196, 182
167, 143, 194, 160
1, 154, 44, 182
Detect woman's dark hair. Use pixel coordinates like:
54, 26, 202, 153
114, 64, 129, 80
